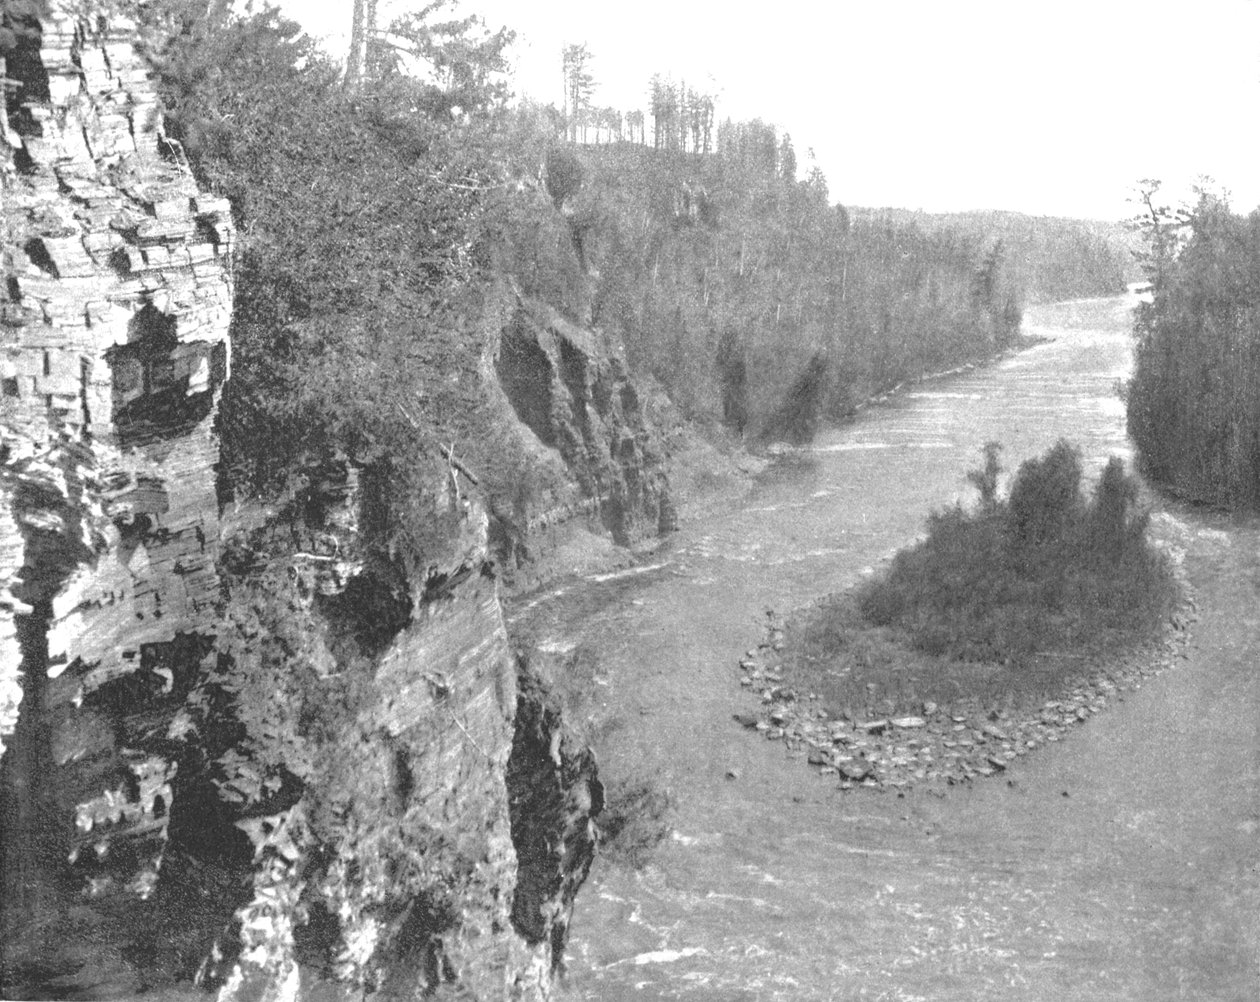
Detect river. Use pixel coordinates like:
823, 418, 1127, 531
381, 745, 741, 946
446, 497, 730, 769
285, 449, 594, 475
507, 292, 1260, 1001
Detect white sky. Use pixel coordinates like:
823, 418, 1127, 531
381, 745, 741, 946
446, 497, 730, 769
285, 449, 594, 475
276, 0, 1260, 220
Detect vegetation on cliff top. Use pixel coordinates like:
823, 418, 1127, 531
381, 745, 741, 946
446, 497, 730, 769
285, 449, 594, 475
120, 0, 1127, 546
552, 140, 1024, 442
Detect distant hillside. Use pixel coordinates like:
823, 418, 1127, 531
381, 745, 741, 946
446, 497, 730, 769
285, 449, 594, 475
543, 139, 1025, 441
850, 207, 1139, 302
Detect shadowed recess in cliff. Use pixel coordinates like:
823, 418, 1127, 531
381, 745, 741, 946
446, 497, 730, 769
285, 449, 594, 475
496, 318, 558, 447
484, 292, 673, 571
0, 607, 58, 966
2, 4, 50, 138
507, 655, 602, 962
106, 305, 228, 448
316, 566, 413, 666
558, 337, 593, 442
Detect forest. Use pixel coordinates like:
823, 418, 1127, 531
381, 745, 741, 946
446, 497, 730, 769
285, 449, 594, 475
849, 207, 1135, 303
534, 136, 1025, 444
3, 0, 1135, 538
4, 1, 1236, 997
1127, 182, 1260, 509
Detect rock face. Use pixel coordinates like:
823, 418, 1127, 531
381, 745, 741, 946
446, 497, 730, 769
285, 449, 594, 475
1, 4, 234, 985
207, 475, 600, 1001
2, 8, 604, 1000
485, 288, 675, 580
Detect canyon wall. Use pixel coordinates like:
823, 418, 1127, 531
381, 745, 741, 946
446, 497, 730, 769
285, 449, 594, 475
1, 8, 632, 999
484, 289, 675, 584
1, 6, 234, 972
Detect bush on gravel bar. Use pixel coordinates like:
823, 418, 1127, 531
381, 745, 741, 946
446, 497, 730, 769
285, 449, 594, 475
856, 441, 1173, 667
785, 442, 1178, 717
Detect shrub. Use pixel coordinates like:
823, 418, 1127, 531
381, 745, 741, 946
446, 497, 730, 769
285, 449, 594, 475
1086, 456, 1145, 559
857, 442, 1173, 669
1007, 440, 1082, 547
965, 440, 1003, 515
544, 145, 584, 209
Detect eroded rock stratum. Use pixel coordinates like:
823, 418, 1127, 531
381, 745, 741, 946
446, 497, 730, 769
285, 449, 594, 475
2, 8, 611, 1000
2, 0, 234, 931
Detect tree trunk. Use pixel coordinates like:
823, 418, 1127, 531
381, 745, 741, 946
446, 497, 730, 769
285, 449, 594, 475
346, 0, 366, 88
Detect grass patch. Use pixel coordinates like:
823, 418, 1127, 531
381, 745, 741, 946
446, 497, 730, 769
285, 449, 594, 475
784, 442, 1180, 718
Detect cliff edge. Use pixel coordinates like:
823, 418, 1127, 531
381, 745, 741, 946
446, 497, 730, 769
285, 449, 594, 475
1, 8, 621, 999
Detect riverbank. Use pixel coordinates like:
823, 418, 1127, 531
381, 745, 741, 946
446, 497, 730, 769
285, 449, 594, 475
504, 293, 1258, 1000
734, 506, 1198, 791
731, 446, 1192, 792
503, 330, 1053, 603
502, 322, 1106, 873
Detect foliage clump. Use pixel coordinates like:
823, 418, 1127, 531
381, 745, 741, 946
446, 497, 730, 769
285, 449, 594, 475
781, 443, 1176, 720
857, 441, 1173, 667
1127, 183, 1260, 509
1006, 439, 1082, 546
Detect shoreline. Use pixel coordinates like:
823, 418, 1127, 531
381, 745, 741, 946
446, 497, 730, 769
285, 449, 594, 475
505, 325, 1059, 604
732, 506, 1200, 792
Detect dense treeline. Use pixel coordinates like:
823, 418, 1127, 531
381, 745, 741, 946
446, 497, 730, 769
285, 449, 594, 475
125, 0, 1031, 494
851, 207, 1135, 303
550, 140, 1023, 440
118, 0, 1143, 521
1127, 186, 1260, 508
127, 1, 562, 564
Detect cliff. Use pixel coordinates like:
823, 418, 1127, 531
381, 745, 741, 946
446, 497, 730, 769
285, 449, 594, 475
482, 288, 675, 585
0, 7, 660, 999
1, 1, 234, 960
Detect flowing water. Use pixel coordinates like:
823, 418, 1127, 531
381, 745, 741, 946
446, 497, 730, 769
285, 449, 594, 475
508, 293, 1260, 1001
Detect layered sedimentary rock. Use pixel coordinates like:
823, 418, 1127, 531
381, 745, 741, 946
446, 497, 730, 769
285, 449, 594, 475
208, 467, 600, 1001
487, 288, 675, 577
2, 8, 605, 1000
1, 0, 233, 967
